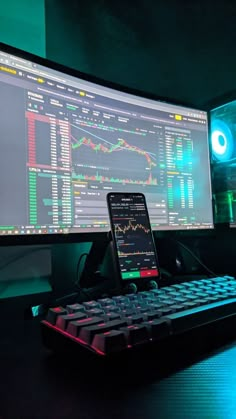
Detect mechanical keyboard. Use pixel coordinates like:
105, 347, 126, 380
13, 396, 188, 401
41, 276, 236, 357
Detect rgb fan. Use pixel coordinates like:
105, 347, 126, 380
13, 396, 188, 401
211, 119, 234, 162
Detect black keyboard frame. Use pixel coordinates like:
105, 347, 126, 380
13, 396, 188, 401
41, 276, 236, 361
41, 312, 236, 366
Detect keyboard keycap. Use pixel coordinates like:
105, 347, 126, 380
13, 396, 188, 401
224, 286, 236, 292
138, 291, 152, 298
181, 289, 193, 295
85, 308, 105, 317
126, 293, 138, 300
79, 319, 128, 344
66, 303, 85, 313
182, 282, 195, 288
224, 276, 236, 281
101, 313, 121, 322
159, 298, 176, 306
120, 325, 149, 345
193, 298, 209, 306
193, 281, 208, 286
194, 292, 209, 298
207, 296, 220, 302
56, 312, 87, 330
103, 305, 121, 313
201, 279, 213, 284
169, 304, 185, 312
120, 309, 137, 317
227, 281, 236, 287
212, 277, 227, 283
136, 305, 152, 313
214, 287, 226, 293
168, 292, 182, 297
83, 301, 101, 310
149, 303, 165, 310
97, 298, 115, 306
207, 291, 218, 296
126, 314, 144, 324
143, 311, 162, 321
150, 289, 167, 296
144, 297, 156, 304
174, 297, 188, 304
171, 284, 186, 290
161, 307, 175, 315
46, 307, 68, 325
118, 303, 135, 311
185, 295, 199, 301
161, 287, 174, 293
187, 287, 201, 293
143, 319, 170, 340
92, 330, 127, 354
112, 296, 129, 304
182, 301, 199, 309
67, 317, 104, 337
198, 286, 210, 291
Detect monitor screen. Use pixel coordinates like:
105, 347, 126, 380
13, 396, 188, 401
0, 43, 213, 241
210, 99, 236, 226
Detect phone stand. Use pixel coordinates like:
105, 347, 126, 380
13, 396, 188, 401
99, 233, 138, 294
80, 231, 159, 295
101, 232, 158, 294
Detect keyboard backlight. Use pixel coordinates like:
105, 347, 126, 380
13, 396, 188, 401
76, 317, 92, 323
90, 346, 105, 356
43, 321, 106, 356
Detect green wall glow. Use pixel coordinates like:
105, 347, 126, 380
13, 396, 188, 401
0, 0, 45, 56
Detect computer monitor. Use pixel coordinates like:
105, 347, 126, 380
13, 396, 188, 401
0, 43, 213, 244
210, 96, 236, 226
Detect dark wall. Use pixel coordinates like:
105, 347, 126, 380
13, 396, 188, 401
46, 0, 236, 107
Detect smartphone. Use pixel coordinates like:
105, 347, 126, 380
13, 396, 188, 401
107, 192, 160, 290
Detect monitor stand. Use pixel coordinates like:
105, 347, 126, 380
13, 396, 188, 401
79, 238, 114, 288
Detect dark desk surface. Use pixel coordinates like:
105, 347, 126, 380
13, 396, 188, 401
1, 317, 236, 419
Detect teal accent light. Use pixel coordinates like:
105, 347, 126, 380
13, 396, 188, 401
0, 1, 45, 56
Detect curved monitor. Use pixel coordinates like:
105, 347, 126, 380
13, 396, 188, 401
0, 43, 213, 244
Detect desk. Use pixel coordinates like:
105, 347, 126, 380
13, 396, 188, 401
0, 318, 236, 419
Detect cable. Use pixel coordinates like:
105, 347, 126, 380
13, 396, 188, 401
76, 286, 92, 300
171, 238, 218, 277
75, 252, 93, 299
55, 292, 79, 304
75, 252, 89, 287
51, 286, 92, 306
48, 252, 95, 307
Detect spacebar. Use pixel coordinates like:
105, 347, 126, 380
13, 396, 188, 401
164, 298, 236, 334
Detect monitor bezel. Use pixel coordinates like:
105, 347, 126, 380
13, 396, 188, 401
0, 42, 213, 245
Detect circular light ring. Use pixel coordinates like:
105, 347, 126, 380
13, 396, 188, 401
211, 119, 234, 161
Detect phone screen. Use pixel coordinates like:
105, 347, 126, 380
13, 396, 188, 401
107, 193, 160, 282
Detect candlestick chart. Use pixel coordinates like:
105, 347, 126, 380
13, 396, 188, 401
115, 219, 150, 235
71, 123, 158, 185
